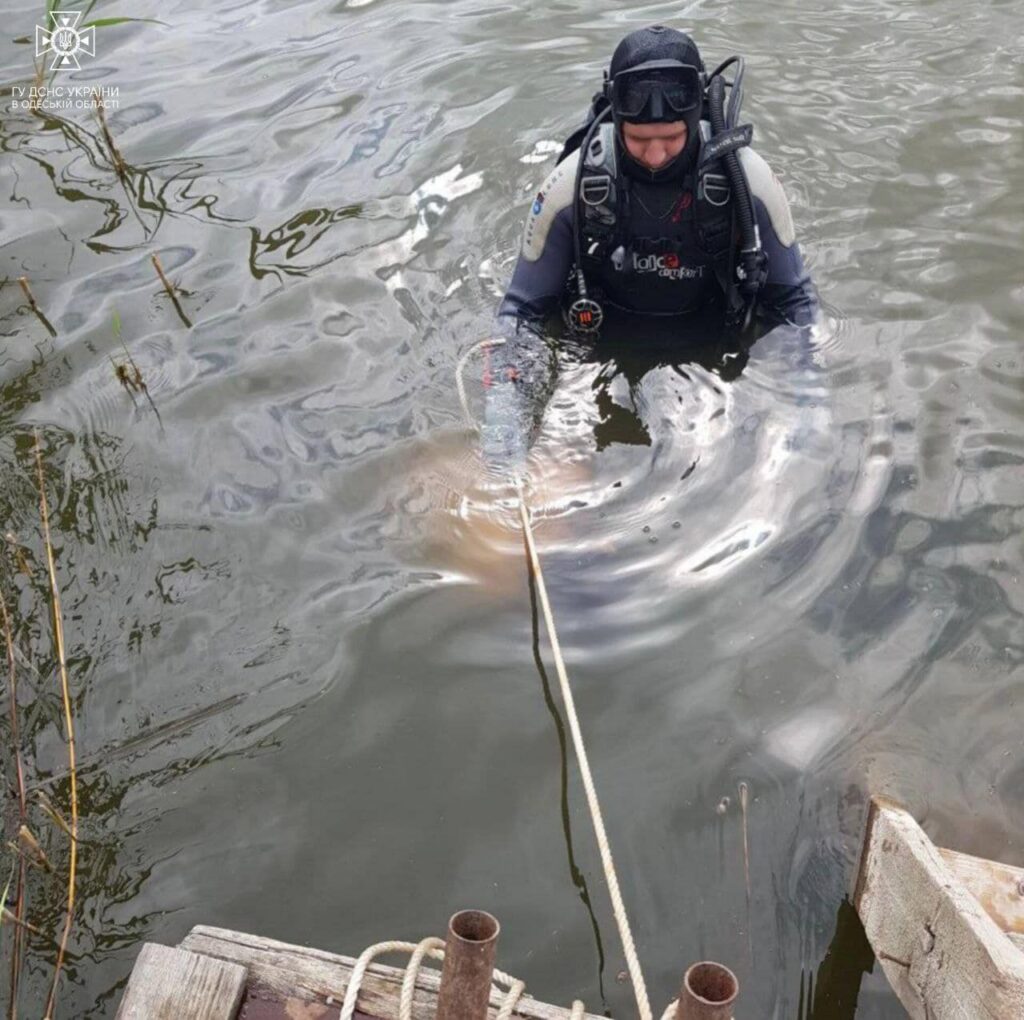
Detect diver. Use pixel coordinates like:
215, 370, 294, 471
482, 25, 819, 469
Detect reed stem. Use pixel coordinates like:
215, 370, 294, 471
17, 277, 56, 337
35, 436, 78, 1020
93, 91, 127, 179
1, 593, 26, 1020
151, 255, 193, 328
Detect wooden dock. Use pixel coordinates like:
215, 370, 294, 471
116, 797, 1024, 1019
854, 796, 1024, 1019
116, 926, 607, 1020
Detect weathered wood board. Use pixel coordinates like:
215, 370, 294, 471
939, 846, 1024, 936
177, 926, 607, 1020
116, 942, 247, 1019
854, 797, 1024, 1020
118, 923, 611, 1020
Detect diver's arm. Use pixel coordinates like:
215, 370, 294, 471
483, 155, 579, 470
739, 149, 819, 328
497, 151, 579, 331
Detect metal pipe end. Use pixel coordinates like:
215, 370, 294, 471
438, 911, 501, 1020
679, 961, 738, 1020
449, 909, 500, 945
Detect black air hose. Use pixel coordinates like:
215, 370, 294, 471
707, 74, 756, 272
572, 105, 613, 296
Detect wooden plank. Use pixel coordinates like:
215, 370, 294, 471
238, 985, 385, 1020
237, 986, 342, 1020
853, 797, 1024, 1020
117, 942, 247, 1020
939, 846, 1024, 935
180, 926, 606, 1020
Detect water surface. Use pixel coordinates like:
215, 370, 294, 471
2, 0, 1023, 1016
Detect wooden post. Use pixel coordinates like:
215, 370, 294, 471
853, 797, 1024, 1019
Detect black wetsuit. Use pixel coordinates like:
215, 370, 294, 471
482, 134, 819, 467
500, 137, 816, 331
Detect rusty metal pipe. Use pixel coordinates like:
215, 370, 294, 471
436, 910, 500, 1020
677, 961, 738, 1020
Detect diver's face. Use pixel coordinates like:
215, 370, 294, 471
621, 120, 688, 170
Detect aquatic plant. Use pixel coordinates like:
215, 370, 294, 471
34, 437, 79, 1020
91, 89, 127, 178
110, 309, 164, 427
0, 444, 79, 1020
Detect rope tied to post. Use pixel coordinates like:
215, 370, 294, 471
338, 938, 546, 1020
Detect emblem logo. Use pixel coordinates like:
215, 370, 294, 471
35, 11, 96, 72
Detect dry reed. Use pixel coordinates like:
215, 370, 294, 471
17, 277, 56, 338
738, 780, 751, 904
92, 90, 127, 179
151, 255, 193, 328
15, 827, 51, 873
1, 592, 27, 1019
35, 435, 79, 1020
1, 908, 45, 940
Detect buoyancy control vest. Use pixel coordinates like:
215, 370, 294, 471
557, 57, 765, 334
572, 120, 736, 317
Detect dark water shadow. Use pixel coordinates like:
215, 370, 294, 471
524, 537, 610, 1012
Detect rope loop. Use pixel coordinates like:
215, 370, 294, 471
339, 938, 530, 1020
456, 337, 507, 429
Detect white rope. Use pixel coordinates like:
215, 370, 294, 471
339, 939, 529, 1020
452, 335, 654, 1020
494, 976, 528, 1020
400, 937, 446, 1020
515, 478, 654, 1020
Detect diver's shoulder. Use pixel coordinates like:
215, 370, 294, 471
738, 147, 796, 246
521, 151, 578, 261
535, 150, 579, 211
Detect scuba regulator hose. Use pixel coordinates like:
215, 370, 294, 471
706, 64, 767, 332
568, 104, 613, 334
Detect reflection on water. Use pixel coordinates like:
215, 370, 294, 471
2, 0, 1024, 1016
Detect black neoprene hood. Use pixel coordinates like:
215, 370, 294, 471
609, 25, 704, 80
608, 25, 706, 182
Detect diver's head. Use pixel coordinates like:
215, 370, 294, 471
606, 26, 704, 181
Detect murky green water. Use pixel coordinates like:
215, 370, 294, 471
2, 0, 1023, 1016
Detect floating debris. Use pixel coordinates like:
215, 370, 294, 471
110, 310, 164, 430
16, 825, 52, 873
